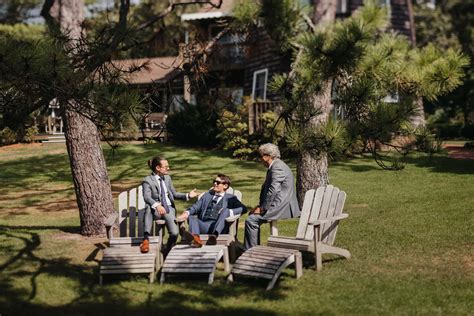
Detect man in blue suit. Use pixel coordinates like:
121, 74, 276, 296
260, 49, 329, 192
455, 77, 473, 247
177, 174, 247, 247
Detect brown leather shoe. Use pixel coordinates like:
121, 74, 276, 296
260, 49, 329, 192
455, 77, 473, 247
140, 239, 149, 253
206, 234, 217, 245
190, 234, 203, 248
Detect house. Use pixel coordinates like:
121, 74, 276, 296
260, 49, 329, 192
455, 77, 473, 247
179, 0, 416, 132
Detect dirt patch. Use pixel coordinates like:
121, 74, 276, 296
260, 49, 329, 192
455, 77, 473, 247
444, 145, 474, 160
0, 143, 43, 152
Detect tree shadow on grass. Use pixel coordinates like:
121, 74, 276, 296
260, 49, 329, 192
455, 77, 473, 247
332, 154, 474, 175
0, 224, 290, 315
401, 155, 474, 174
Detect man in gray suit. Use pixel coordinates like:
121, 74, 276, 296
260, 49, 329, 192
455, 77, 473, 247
140, 156, 199, 254
243, 143, 300, 250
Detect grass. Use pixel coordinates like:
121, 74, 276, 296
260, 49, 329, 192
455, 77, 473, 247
0, 142, 473, 315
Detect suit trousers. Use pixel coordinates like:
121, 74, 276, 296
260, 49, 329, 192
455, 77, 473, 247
244, 213, 268, 250
144, 205, 179, 247
188, 208, 231, 235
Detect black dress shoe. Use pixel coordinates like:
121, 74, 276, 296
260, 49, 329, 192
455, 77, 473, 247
206, 234, 217, 245
180, 228, 194, 244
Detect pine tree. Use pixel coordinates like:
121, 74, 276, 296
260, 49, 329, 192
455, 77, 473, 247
235, 0, 468, 203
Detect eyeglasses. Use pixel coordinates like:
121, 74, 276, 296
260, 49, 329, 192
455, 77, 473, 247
159, 165, 170, 170
213, 180, 225, 185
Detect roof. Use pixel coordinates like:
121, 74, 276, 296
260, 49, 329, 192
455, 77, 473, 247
181, 0, 235, 21
112, 56, 182, 84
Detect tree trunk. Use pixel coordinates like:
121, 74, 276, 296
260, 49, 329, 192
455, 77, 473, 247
46, 0, 114, 236
293, 0, 337, 205
296, 80, 333, 204
63, 109, 114, 235
296, 151, 329, 204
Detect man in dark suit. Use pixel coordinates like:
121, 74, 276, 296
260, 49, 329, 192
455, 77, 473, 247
243, 143, 301, 250
177, 174, 247, 247
140, 156, 199, 253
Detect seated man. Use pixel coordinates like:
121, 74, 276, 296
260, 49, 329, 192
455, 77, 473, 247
177, 174, 247, 247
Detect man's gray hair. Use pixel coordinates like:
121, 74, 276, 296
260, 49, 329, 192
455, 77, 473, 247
258, 143, 281, 159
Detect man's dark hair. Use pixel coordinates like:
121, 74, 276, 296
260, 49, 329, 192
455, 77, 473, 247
217, 173, 231, 186
148, 156, 166, 172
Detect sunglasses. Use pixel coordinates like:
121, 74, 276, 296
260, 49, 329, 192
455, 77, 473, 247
213, 180, 226, 185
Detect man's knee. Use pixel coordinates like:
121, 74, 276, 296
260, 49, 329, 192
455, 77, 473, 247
245, 215, 261, 228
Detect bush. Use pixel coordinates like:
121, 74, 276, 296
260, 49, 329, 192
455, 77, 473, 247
166, 103, 218, 147
0, 127, 17, 146
23, 126, 38, 143
216, 102, 285, 159
427, 122, 463, 139
461, 124, 474, 140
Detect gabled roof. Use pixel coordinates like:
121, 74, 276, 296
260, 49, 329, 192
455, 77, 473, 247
112, 56, 182, 84
181, 0, 235, 21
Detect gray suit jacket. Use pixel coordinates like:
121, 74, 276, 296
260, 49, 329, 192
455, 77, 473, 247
142, 174, 187, 210
259, 159, 300, 220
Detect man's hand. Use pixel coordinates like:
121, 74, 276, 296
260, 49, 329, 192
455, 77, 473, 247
177, 212, 189, 221
252, 206, 262, 215
189, 189, 200, 199
156, 205, 167, 215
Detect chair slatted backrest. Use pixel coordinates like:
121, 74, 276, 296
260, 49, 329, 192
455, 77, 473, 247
117, 185, 148, 238
325, 190, 346, 245
295, 185, 346, 246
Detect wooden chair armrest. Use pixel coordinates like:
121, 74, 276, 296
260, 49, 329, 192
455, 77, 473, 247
309, 213, 349, 226
225, 214, 241, 223
104, 212, 118, 239
105, 212, 118, 227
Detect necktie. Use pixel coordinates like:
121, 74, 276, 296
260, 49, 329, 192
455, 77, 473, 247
159, 177, 170, 213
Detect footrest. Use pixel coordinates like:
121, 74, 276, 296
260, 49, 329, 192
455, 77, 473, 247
160, 245, 229, 284
228, 246, 302, 290
99, 246, 159, 284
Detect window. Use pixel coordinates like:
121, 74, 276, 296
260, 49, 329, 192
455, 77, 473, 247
377, 0, 391, 17
336, 0, 348, 15
252, 69, 268, 101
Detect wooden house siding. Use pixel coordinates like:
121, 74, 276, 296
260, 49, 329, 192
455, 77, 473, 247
243, 29, 291, 100
349, 0, 414, 43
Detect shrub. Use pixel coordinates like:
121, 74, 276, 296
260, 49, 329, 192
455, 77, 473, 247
23, 126, 39, 143
216, 102, 285, 159
0, 127, 17, 146
166, 102, 218, 147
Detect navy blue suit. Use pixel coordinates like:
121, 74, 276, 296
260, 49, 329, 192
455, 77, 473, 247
186, 191, 247, 235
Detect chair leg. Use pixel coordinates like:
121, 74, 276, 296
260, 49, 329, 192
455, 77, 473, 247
160, 272, 165, 284
295, 252, 303, 279
314, 225, 322, 271
99, 275, 103, 285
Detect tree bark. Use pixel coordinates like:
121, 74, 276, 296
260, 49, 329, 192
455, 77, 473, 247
63, 108, 114, 235
296, 80, 332, 204
45, 0, 114, 236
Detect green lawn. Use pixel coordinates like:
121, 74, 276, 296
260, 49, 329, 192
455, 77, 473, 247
0, 142, 473, 315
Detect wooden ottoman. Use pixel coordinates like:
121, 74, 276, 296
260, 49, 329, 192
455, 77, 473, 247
227, 246, 302, 290
160, 244, 230, 284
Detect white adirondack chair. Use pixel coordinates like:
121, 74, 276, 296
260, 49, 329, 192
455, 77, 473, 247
176, 186, 243, 262
267, 185, 350, 271
99, 185, 165, 284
